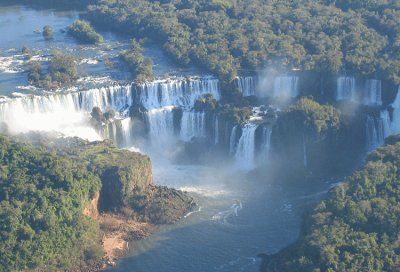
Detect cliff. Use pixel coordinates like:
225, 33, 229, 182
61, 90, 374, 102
1, 133, 195, 271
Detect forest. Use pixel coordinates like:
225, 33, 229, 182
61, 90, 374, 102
82, 0, 400, 84
0, 136, 102, 271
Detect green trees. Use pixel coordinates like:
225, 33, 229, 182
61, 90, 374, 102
67, 20, 103, 44
0, 136, 102, 271
262, 137, 400, 272
119, 39, 153, 82
83, 0, 400, 85
27, 50, 78, 88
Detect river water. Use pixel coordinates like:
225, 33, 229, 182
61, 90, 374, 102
0, 5, 337, 272
106, 157, 335, 272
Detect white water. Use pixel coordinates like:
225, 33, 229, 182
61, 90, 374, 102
229, 125, 238, 154
303, 136, 308, 168
214, 116, 219, 145
136, 77, 220, 144
235, 76, 256, 97
147, 107, 175, 143
0, 82, 134, 140
138, 77, 220, 110
235, 123, 258, 170
380, 87, 400, 138
273, 76, 299, 98
364, 79, 382, 106
261, 126, 272, 159
180, 111, 207, 142
336, 76, 356, 101
366, 116, 384, 151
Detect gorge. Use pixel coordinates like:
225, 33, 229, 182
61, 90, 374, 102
1, 1, 400, 272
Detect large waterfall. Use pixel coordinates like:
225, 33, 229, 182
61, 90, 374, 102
180, 111, 207, 142
366, 116, 384, 151
135, 77, 220, 145
235, 76, 256, 97
138, 77, 220, 109
273, 76, 299, 98
235, 123, 258, 169
364, 79, 382, 106
336, 76, 356, 101
0, 83, 133, 140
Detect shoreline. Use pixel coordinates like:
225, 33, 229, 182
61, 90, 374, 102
82, 213, 155, 272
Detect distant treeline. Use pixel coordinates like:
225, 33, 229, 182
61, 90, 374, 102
82, 0, 400, 84
9, 0, 400, 85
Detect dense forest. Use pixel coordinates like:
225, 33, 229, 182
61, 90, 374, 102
9, 0, 400, 85
0, 135, 102, 271
261, 135, 400, 271
82, 0, 400, 84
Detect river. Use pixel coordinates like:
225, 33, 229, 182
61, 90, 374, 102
0, 5, 337, 272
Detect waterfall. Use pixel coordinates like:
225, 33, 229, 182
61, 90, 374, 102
78, 84, 133, 114
147, 107, 175, 142
376, 87, 400, 142
138, 77, 220, 109
235, 76, 256, 97
214, 116, 219, 145
180, 111, 206, 142
273, 76, 299, 98
390, 88, 400, 135
120, 118, 133, 147
0, 83, 134, 140
229, 125, 238, 154
336, 76, 355, 101
137, 77, 220, 144
380, 110, 391, 139
364, 79, 382, 106
303, 136, 307, 168
235, 123, 258, 170
366, 116, 384, 151
262, 126, 272, 157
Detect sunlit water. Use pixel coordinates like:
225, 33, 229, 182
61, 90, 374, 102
107, 155, 335, 272
0, 5, 197, 96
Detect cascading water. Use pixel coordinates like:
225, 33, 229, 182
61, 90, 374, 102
380, 87, 400, 138
180, 111, 206, 142
235, 76, 256, 97
273, 76, 299, 98
235, 123, 258, 170
78, 84, 133, 114
120, 118, 133, 147
336, 76, 356, 101
364, 79, 382, 106
366, 116, 384, 151
303, 136, 307, 168
135, 77, 220, 145
138, 77, 220, 109
147, 107, 175, 143
0, 83, 133, 140
261, 126, 272, 159
214, 116, 219, 145
390, 87, 400, 135
229, 125, 238, 154
380, 110, 392, 139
